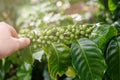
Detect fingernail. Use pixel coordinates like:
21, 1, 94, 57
26, 38, 31, 45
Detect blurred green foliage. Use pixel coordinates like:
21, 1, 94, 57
98, 0, 120, 23
0, 0, 30, 25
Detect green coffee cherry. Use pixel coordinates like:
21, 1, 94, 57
72, 28, 75, 32
40, 36, 44, 39
42, 40, 45, 44
56, 32, 60, 36
80, 31, 85, 35
85, 34, 89, 37
59, 35, 64, 40
49, 36, 54, 39
75, 30, 80, 35
59, 28, 65, 33
32, 39, 36, 42
82, 25, 87, 31
53, 37, 58, 41
19, 24, 95, 48
47, 41, 51, 44
44, 36, 48, 40
70, 34, 74, 39
46, 30, 52, 35
37, 39, 41, 43
75, 36, 78, 39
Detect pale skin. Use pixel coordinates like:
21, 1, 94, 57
0, 22, 30, 59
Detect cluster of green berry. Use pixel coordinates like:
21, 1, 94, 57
19, 24, 95, 48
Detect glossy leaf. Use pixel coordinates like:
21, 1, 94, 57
106, 36, 120, 80
71, 38, 106, 80
47, 44, 71, 79
90, 23, 117, 52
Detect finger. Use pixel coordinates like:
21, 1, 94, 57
0, 38, 30, 59
17, 38, 31, 49
0, 22, 18, 38
9, 26, 18, 38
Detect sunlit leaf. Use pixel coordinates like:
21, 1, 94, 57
47, 44, 71, 79
108, 0, 118, 12
90, 23, 117, 52
32, 50, 44, 62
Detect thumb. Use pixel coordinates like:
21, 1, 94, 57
1, 38, 31, 58
15, 38, 31, 50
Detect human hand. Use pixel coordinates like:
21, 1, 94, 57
0, 22, 30, 59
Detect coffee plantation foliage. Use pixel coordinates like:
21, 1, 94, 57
0, 0, 120, 80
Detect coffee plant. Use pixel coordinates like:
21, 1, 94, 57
15, 23, 117, 80
0, 0, 120, 80
17, 23, 117, 80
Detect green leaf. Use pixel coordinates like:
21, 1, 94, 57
8, 46, 34, 64
106, 36, 120, 80
71, 38, 106, 80
17, 62, 32, 80
20, 46, 34, 64
47, 44, 71, 79
8, 51, 24, 64
32, 50, 44, 62
90, 23, 117, 52
102, 71, 112, 80
99, 0, 109, 9
0, 59, 11, 80
108, 0, 118, 12
0, 60, 5, 80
